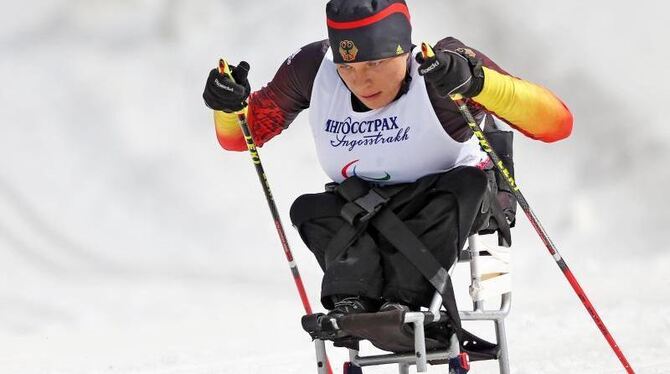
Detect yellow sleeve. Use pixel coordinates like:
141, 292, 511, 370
472, 67, 573, 142
213, 108, 248, 151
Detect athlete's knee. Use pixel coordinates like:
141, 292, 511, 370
289, 192, 341, 227
459, 166, 488, 193
437, 166, 488, 196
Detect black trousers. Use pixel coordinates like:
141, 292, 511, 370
290, 167, 488, 309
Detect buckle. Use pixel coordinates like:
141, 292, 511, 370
340, 188, 390, 226
355, 189, 390, 222
324, 182, 339, 192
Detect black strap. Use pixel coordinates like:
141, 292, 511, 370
341, 188, 390, 225
323, 177, 405, 264
323, 220, 369, 266
318, 173, 499, 353
370, 207, 462, 330
332, 177, 463, 330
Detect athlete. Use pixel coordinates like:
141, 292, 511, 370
202, 0, 572, 317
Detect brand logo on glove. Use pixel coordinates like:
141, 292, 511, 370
419, 60, 440, 75
214, 78, 234, 92
339, 40, 359, 62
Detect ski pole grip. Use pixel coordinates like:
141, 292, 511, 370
420, 41, 465, 102
217, 58, 248, 121
420, 42, 435, 59
218, 58, 234, 80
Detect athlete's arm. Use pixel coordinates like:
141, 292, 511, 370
214, 40, 329, 151
430, 37, 573, 143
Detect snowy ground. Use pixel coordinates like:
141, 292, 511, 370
3, 229, 669, 374
2, 1, 670, 373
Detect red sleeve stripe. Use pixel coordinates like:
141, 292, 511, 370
326, 3, 410, 30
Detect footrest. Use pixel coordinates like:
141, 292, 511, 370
302, 311, 446, 353
302, 311, 499, 361
341, 310, 446, 353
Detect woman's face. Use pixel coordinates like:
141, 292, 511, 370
336, 53, 409, 109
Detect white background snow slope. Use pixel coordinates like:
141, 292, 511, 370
1, 1, 669, 373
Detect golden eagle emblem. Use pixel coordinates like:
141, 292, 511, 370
339, 40, 359, 62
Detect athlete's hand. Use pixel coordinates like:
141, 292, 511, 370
415, 44, 484, 98
202, 61, 251, 112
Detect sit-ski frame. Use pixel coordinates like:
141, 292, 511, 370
312, 234, 511, 374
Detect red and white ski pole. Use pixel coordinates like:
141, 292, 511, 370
419, 42, 635, 373
218, 59, 333, 374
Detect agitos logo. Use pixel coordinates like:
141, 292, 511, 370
341, 159, 391, 181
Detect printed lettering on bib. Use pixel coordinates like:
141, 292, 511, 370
323, 116, 410, 151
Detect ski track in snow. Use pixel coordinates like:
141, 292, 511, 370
1, 1, 670, 373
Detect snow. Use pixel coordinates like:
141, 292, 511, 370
1, 1, 669, 373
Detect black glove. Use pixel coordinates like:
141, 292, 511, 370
202, 61, 251, 113
415, 47, 484, 98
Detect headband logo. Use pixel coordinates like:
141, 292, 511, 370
396, 45, 404, 55
339, 40, 359, 62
